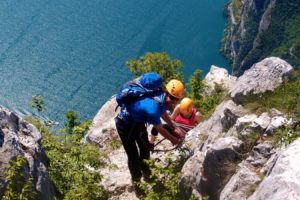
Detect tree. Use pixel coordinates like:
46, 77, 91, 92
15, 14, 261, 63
126, 52, 184, 84
63, 111, 80, 134
30, 95, 45, 113
186, 69, 205, 101
186, 69, 224, 119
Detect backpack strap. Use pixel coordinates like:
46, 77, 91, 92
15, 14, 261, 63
152, 96, 162, 105
152, 93, 164, 112
116, 94, 163, 112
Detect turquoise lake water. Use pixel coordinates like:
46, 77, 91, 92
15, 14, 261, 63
0, 0, 229, 125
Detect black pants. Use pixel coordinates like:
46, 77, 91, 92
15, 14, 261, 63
115, 117, 151, 182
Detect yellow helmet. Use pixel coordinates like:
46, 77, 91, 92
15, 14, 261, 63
166, 79, 184, 99
180, 98, 194, 116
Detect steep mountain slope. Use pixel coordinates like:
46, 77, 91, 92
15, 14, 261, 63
221, 0, 300, 75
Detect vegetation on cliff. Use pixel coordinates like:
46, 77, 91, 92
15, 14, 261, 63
240, 70, 300, 146
2, 156, 36, 200
240, 71, 300, 118
222, 0, 300, 74
244, 0, 300, 69
25, 113, 109, 199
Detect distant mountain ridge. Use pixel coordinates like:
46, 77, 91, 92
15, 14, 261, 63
221, 0, 300, 75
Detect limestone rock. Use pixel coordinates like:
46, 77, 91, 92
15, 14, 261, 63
189, 100, 245, 150
265, 116, 286, 135
181, 136, 243, 199
0, 106, 53, 199
85, 96, 119, 148
204, 65, 237, 93
246, 142, 274, 167
220, 141, 275, 200
253, 113, 271, 130
220, 161, 261, 200
180, 100, 246, 199
229, 57, 293, 102
248, 138, 300, 200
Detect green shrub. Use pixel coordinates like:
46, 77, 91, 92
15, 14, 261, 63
138, 151, 194, 200
198, 90, 225, 120
30, 95, 46, 113
232, 0, 242, 21
126, 52, 184, 84
186, 70, 225, 119
274, 126, 300, 147
25, 116, 109, 200
3, 155, 36, 200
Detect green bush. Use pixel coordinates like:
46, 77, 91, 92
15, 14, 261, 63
126, 52, 184, 84
30, 95, 46, 113
25, 116, 109, 200
274, 126, 300, 147
139, 152, 194, 200
2, 155, 36, 200
232, 0, 242, 21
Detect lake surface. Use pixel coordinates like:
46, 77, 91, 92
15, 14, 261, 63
0, 0, 229, 124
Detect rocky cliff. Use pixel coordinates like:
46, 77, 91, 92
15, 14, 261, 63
0, 107, 53, 199
221, 0, 300, 75
87, 57, 300, 199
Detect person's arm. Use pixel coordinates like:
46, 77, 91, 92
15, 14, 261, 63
161, 112, 185, 138
170, 105, 180, 120
161, 112, 176, 130
153, 124, 181, 145
195, 112, 202, 124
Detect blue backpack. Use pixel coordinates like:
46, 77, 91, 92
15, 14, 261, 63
115, 72, 163, 111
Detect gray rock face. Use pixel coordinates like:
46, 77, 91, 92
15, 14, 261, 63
219, 142, 275, 200
180, 97, 293, 199
180, 101, 246, 198
252, 0, 276, 49
0, 106, 53, 199
247, 142, 274, 167
85, 96, 119, 148
181, 135, 243, 199
221, 0, 277, 74
190, 100, 245, 147
229, 57, 293, 102
89, 58, 297, 200
204, 65, 237, 94
220, 161, 261, 200
85, 97, 135, 199
248, 138, 300, 200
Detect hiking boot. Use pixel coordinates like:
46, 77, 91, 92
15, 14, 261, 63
132, 180, 145, 198
140, 162, 154, 183
142, 173, 155, 183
